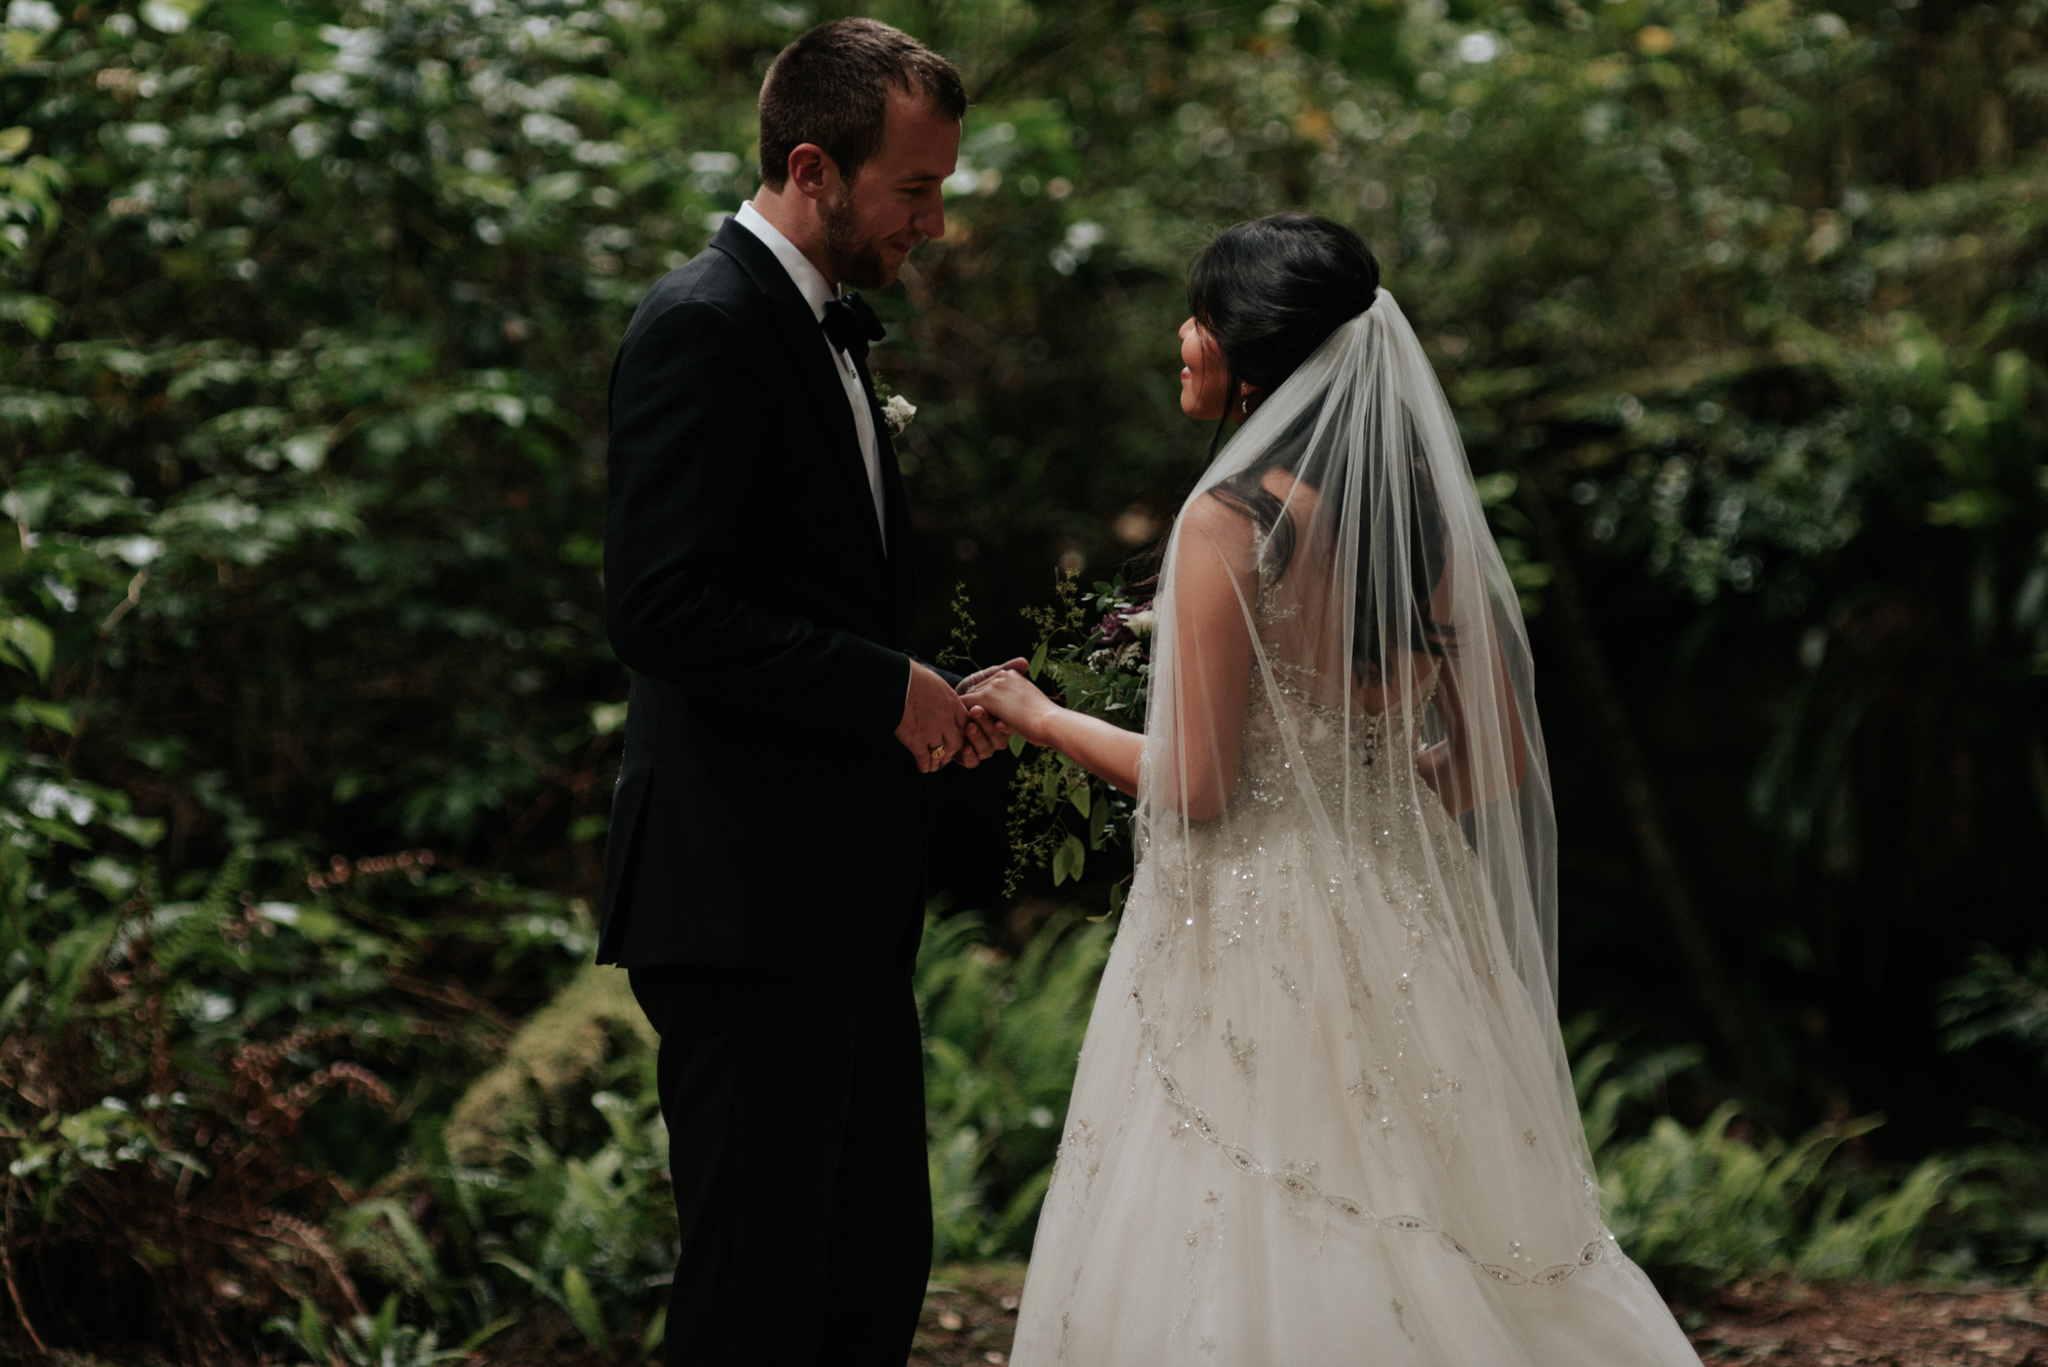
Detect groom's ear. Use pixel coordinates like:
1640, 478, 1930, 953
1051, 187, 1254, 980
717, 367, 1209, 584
785, 142, 839, 202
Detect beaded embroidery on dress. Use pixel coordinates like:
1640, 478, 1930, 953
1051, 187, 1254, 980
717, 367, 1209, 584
1008, 294, 1701, 1366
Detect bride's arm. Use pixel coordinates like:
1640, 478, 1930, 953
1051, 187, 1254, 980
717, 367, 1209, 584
963, 499, 1258, 819
1152, 499, 1259, 821
1029, 706, 1144, 796
954, 670, 1142, 793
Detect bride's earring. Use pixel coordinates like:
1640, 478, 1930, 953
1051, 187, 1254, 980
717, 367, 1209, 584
1240, 395, 1250, 416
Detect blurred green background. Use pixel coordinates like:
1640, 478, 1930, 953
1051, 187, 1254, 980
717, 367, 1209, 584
3, 0, 2047, 1358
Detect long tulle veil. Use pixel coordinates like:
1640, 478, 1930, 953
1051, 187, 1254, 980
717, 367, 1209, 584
1012, 288, 1702, 1367
1137, 286, 1596, 1263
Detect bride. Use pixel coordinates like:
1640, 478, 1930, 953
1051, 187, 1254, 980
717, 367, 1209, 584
961, 213, 1702, 1365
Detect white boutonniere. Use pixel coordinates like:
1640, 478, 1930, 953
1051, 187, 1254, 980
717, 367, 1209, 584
882, 393, 917, 437
874, 378, 917, 437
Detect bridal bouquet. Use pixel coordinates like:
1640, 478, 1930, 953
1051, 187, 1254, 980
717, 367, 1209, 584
1003, 571, 1154, 909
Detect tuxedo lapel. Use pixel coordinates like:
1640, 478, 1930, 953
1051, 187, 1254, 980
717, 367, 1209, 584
709, 221, 889, 567
855, 351, 921, 635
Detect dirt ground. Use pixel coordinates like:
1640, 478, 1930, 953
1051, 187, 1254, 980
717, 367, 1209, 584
24, 1267, 2042, 1365
1676, 1281, 2048, 1366
912, 1265, 1031, 1366
909, 1266, 2048, 1367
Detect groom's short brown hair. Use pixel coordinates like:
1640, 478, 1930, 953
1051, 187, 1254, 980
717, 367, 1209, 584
757, 18, 966, 190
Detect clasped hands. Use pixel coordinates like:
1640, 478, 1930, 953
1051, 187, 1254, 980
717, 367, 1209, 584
895, 658, 1033, 774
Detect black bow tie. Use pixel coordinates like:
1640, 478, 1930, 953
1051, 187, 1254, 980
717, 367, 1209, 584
821, 291, 885, 364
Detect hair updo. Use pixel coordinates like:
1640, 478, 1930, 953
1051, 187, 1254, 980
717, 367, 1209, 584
1187, 212, 1379, 451
1186, 213, 1448, 681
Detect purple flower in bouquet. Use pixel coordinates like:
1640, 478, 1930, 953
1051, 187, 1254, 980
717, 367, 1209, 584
1094, 599, 1157, 651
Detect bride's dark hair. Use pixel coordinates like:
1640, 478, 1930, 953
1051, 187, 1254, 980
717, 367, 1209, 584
1188, 211, 1450, 680
1188, 211, 1379, 456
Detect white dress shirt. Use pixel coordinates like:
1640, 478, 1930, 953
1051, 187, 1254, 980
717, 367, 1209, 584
732, 201, 886, 543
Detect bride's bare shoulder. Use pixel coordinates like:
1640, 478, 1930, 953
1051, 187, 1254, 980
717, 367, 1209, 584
1184, 486, 1253, 536
1179, 488, 1263, 577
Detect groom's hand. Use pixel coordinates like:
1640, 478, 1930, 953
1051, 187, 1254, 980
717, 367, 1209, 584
897, 660, 970, 773
953, 659, 1029, 769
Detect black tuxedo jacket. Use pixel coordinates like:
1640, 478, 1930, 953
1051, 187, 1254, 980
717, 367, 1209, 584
598, 219, 933, 973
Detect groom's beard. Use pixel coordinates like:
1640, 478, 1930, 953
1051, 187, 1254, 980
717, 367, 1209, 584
821, 189, 893, 291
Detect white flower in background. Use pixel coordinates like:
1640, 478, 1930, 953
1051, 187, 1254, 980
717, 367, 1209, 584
138, 0, 198, 33
1457, 31, 1500, 64
6, 0, 60, 33
882, 393, 917, 437
1125, 609, 1157, 638
1051, 219, 1106, 276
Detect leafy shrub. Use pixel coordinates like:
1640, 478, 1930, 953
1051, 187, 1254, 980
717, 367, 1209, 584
2, 888, 1110, 1358
0, 836, 588, 1359
440, 962, 655, 1166
1, 845, 382, 1353
314, 906, 1111, 1353
1925, 948, 2048, 1282
26, 885, 2017, 1362
446, 1082, 673, 1358
268, 1295, 473, 1367
1940, 947, 2048, 1066
916, 908, 1114, 1263
338, 964, 674, 1358
1576, 1022, 1966, 1289
1600, 1105, 1956, 1289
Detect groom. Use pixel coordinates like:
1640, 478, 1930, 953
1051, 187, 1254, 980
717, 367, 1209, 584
598, 19, 998, 1367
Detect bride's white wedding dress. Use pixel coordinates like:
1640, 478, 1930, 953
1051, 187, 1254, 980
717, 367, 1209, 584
1008, 295, 1701, 1365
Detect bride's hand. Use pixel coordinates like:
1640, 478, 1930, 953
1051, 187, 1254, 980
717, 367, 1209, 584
962, 667, 1061, 746
957, 658, 1030, 696
951, 658, 1028, 765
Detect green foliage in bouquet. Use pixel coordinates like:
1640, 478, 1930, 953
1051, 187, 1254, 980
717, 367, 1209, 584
1003, 570, 1153, 902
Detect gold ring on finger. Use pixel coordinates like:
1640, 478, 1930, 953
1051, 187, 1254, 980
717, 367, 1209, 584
929, 743, 947, 763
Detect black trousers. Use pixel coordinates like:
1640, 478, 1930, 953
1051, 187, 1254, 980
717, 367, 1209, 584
628, 964, 932, 1367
